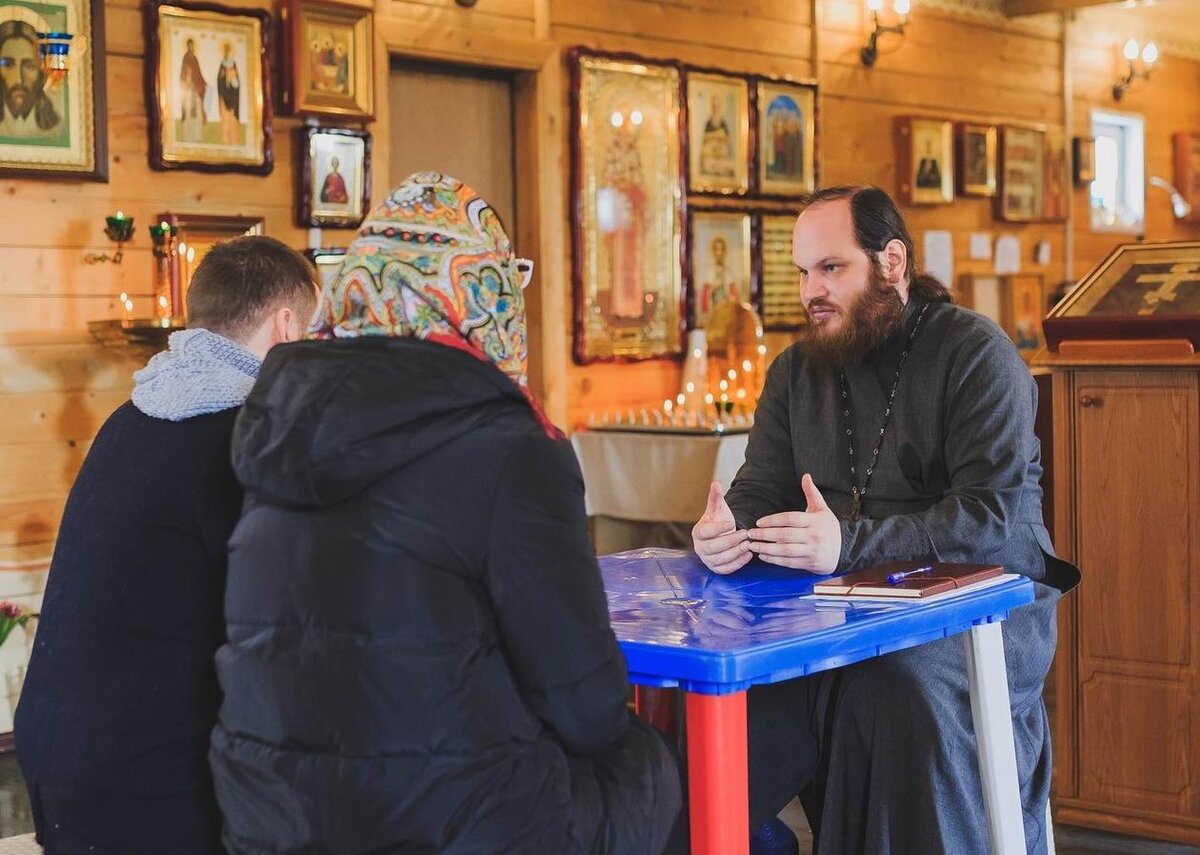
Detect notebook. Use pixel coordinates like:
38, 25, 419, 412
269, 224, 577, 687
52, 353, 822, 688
811, 561, 1005, 599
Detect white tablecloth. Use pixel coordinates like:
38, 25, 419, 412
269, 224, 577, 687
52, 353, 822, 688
570, 431, 749, 523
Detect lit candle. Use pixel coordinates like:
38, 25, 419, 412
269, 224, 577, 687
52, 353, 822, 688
685, 381, 695, 393
719, 379, 728, 392
742, 359, 753, 372
705, 392, 714, 405
664, 399, 673, 414
676, 393, 686, 406
118, 291, 130, 319
178, 241, 189, 291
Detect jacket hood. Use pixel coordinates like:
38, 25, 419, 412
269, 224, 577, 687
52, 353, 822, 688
232, 337, 529, 508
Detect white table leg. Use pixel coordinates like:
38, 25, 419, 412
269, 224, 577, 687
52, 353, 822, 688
964, 620, 1026, 855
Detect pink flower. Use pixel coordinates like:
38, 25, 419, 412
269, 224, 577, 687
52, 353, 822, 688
0, 602, 21, 619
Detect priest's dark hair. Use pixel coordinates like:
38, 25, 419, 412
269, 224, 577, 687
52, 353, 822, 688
799, 185, 953, 304
186, 236, 319, 342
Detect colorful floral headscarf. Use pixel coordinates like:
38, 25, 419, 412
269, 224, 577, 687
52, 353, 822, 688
310, 172, 529, 386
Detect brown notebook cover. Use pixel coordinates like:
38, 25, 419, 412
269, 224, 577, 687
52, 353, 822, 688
812, 561, 1005, 599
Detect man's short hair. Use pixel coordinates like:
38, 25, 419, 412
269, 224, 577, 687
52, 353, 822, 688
186, 236, 318, 341
799, 185, 952, 304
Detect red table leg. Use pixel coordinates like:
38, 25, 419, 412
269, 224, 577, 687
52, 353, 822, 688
685, 691, 748, 855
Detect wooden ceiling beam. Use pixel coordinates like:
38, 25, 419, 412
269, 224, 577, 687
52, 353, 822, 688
1004, 0, 1125, 16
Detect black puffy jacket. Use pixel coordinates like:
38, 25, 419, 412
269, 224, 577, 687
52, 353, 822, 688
210, 337, 666, 854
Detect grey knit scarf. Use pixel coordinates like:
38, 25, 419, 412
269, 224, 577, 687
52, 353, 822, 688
132, 329, 261, 422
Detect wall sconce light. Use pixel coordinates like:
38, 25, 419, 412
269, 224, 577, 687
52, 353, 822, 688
861, 0, 911, 67
1113, 37, 1157, 101
1149, 176, 1191, 220
84, 211, 135, 264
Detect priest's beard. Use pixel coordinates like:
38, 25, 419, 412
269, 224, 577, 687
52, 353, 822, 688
803, 263, 906, 370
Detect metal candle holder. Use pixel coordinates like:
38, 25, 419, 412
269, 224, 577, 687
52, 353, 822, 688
36, 31, 73, 85
84, 212, 135, 265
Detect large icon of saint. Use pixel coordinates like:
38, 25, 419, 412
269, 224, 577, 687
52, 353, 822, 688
598, 107, 647, 320
0, 20, 61, 140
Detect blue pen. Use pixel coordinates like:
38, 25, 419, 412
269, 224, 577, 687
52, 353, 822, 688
887, 565, 934, 585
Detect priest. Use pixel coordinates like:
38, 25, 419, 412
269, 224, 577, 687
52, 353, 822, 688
692, 185, 1079, 855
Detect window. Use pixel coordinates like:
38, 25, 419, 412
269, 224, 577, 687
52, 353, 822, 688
1090, 110, 1145, 233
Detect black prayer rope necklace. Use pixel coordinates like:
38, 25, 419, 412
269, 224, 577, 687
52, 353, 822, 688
839, 301, 932, 522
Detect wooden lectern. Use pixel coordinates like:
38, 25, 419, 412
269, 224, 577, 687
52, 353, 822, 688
1036, 241, 1200, 845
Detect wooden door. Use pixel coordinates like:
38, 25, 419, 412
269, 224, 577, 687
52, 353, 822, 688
1072, 369, 1200, 821
387, 60, 516, 230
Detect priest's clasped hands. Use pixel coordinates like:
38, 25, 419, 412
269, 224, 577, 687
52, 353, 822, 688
691, 475, 842, 576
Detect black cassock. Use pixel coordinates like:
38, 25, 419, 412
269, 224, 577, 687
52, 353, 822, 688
726, 298, 1079, 854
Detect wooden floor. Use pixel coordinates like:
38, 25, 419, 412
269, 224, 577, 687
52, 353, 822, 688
776, 797, 1200, 855
0, 752, 1193, 853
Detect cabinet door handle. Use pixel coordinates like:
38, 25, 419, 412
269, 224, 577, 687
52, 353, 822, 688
1079, 394, 1104, 407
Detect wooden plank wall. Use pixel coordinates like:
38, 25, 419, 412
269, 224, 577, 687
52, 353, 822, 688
2, 0, 1199, 562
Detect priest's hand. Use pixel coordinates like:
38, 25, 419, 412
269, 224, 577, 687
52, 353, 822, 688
747, 474, 841, 575
692, 481, 752, 576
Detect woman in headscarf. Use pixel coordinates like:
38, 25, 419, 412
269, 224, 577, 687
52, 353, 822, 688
210, 173, 683, 854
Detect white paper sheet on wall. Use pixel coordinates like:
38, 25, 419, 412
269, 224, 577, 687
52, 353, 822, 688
972, 277, 1003, 325
923, 231, 954, 289
969, 233, 992, 260
994, 235, 1021, 275
1035, 240, 1051, 266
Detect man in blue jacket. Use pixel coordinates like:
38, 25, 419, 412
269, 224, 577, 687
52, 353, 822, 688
15, 236, 318, 854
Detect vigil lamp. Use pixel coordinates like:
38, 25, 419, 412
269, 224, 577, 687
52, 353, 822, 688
84, 211, 135, 265
0, 7, 81, 86
861, 0, 911, 67
1113, 37, 1157, 101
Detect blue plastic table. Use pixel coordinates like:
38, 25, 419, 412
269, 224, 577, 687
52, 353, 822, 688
600, 548, 1036, 855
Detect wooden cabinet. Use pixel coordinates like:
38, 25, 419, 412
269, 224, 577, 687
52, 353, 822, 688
1044, 358, 1200, 845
